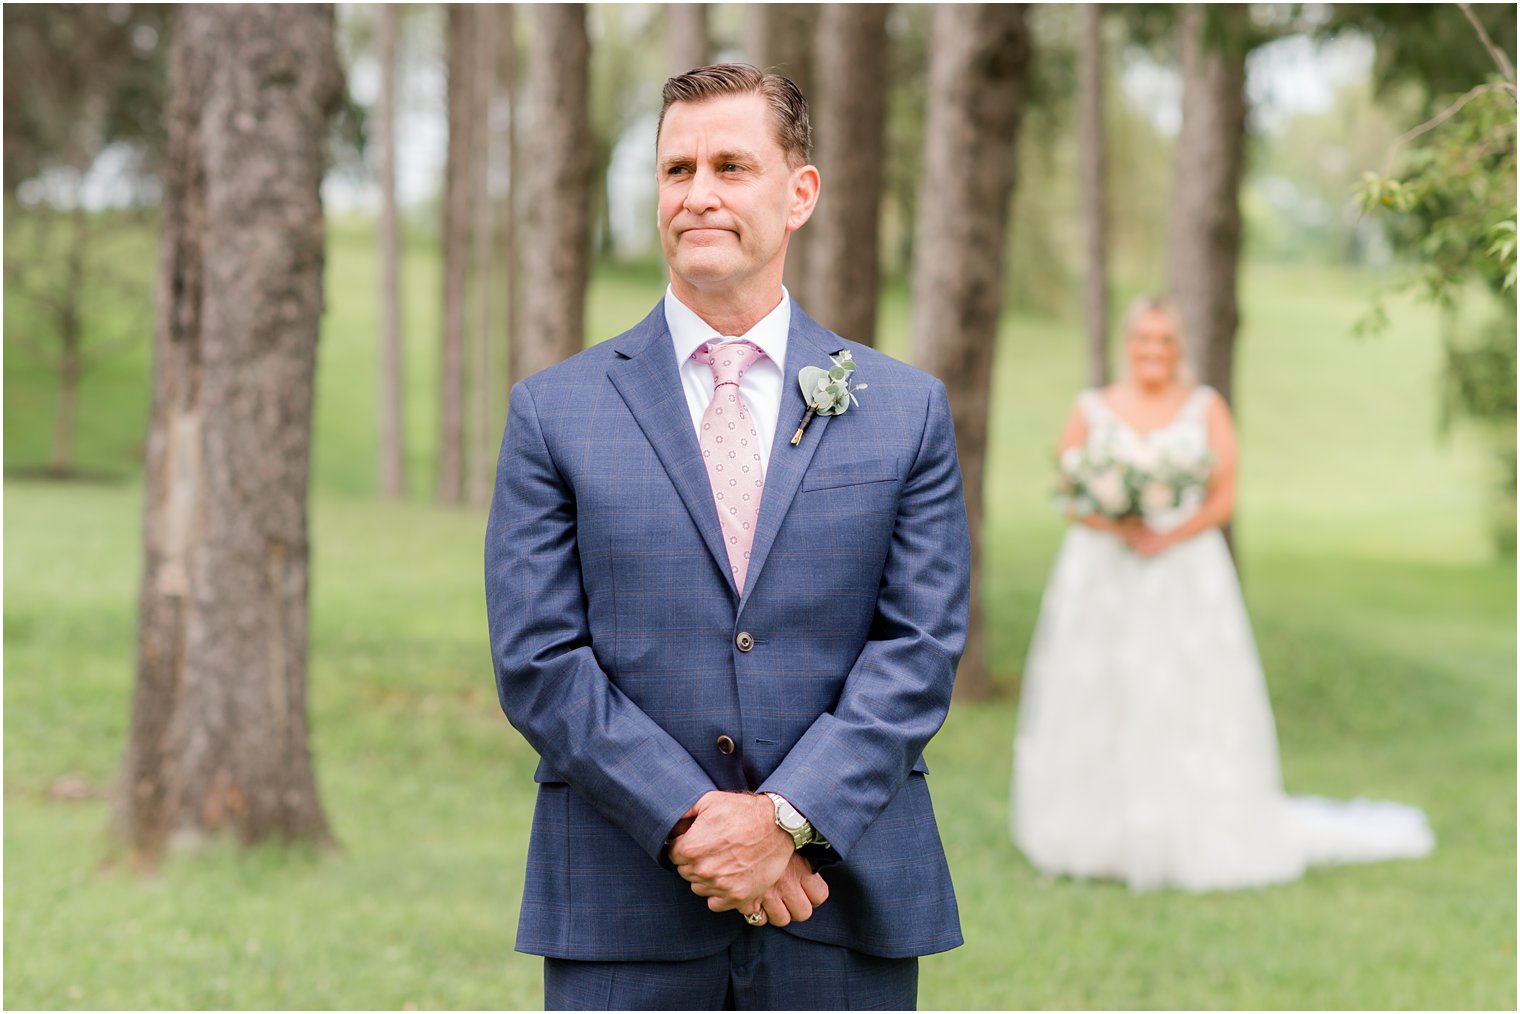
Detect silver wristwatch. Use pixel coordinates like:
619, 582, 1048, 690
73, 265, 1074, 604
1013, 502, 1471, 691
762, 791, 822, 849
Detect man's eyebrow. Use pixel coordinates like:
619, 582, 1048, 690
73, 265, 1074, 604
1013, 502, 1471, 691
658, 149, 762, 170
711, 148, 761, 165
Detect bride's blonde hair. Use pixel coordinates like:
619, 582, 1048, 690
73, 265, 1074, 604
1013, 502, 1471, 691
1120, 296, 1195, 385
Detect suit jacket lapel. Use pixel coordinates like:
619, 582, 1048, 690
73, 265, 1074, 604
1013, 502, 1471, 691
607, 303, 736, 597
740, 302, 838, 602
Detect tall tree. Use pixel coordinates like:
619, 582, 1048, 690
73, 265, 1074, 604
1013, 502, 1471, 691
468, 4, 499, 506
666, 3, 709, 75
438, 4, 474, 504
376, 2, 406, 499
809, 4, 889, 345
747, 3, 818, 304
1169, 5, 1249, 408
1079, 3, 1110, 386
499, 5, 522, 394
514, 5, 592, 383
911, 3, 1031, 701
119, 3, 342, 860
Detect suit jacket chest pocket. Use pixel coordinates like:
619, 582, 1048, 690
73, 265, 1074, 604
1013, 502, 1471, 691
796, 457, 901, 518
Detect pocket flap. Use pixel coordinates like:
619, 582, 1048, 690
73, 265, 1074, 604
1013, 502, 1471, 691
800, 457, 900, 492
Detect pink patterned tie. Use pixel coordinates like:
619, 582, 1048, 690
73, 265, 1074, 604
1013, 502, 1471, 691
693, 339, 766, 594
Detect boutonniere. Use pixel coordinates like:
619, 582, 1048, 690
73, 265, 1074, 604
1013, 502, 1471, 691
790, 350, 868, 446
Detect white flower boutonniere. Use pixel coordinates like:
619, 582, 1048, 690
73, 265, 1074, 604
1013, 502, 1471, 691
790, 350, 868, 446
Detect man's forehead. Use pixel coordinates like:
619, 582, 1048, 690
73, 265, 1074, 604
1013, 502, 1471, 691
657, 94, 777, 152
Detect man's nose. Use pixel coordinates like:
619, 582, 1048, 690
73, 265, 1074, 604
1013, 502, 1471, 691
683, 165, 721, 214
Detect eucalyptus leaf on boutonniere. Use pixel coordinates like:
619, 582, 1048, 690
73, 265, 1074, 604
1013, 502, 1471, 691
790, 350, 868, 446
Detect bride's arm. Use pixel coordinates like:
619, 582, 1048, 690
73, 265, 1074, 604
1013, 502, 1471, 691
1130, 393, 1239, 554
1056, 401, 1133, 537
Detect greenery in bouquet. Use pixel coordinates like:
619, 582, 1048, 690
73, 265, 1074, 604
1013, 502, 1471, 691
1055, 434, 1213, 522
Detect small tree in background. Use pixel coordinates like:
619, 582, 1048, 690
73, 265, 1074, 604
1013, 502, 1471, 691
1353, 2, 1517, 553
3, 4, 170, 478
376, 2, 406, 501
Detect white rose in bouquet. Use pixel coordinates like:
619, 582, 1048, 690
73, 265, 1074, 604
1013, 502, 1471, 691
1055, 435, 1212, 524
1089, 468, 1130, 516
1129, 441, 1161, 473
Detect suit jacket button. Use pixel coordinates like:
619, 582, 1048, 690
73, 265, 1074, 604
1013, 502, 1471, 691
735, 631, 755, 652
716, 734, 736, 755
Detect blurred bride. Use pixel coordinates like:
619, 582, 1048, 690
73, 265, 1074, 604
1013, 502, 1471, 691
1010, 297, 1434, 892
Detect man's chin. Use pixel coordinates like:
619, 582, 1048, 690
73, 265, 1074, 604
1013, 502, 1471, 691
670, 256, 739, 287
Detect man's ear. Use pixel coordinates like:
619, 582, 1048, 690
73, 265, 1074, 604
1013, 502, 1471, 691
786, 164, 821, 233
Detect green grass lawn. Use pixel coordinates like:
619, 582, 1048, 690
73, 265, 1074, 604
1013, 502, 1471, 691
4, 218, 1514, 1008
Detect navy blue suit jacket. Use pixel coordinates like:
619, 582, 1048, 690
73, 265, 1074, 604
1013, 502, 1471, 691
484, 299, 971, 961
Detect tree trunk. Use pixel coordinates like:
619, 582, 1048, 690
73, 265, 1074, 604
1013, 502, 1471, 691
377, 2, 406, 499
746, 4, 818, 306
1080, 3, 1110, 388
666, 3, 709, 75
513, 4, 592, 383
468, 4, 497, 507
1170, 5, 1247, 408
51, 206, 86, 477
500, 5, 521, 401
438, 4, 473, 504
808, 4, 889, 346
51, 328, 80, 478
910, 3, 1031, 702
120, 3, 341, 861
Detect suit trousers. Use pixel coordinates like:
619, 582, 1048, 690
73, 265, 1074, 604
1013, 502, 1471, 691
543, 927, 919, 1011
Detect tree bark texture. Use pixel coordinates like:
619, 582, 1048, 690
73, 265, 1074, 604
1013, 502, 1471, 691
121, 3, 341, 860
439, 4, 473, 503
808, 4, 889, 346
1170, 4, 1247, 408
514, 4, 592, 384
746, 3, 818, 305
1080, 3, 1111, 388
468, 4, 498, 507
377, 2, 406, 499
910, 3, 1031, 701
666, 3, 709, 75
499, 4, 521, 400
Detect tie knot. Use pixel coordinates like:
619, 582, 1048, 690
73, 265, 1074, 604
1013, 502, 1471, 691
695, 339, 763, 388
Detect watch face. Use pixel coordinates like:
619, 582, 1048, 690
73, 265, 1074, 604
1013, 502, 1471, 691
772, 796, 806, 831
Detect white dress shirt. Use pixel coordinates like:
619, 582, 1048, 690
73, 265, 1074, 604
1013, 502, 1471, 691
665, 285, 791, 468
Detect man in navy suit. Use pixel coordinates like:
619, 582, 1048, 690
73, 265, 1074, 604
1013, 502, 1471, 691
485, 64, 971, 1010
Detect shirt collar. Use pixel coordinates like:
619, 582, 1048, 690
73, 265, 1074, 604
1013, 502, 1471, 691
664, 285, 792, 368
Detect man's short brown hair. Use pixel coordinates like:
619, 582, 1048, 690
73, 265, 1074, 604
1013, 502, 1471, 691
658, 63, 812, 167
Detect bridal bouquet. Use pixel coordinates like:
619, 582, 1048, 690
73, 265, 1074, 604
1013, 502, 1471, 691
1055, 435, 1212, 522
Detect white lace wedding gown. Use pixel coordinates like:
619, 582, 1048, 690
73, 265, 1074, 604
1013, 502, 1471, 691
1010, 387, 1435, 892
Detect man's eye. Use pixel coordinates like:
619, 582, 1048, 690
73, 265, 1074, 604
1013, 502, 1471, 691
722, 163, 742, 173
666, 166, 690, 177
